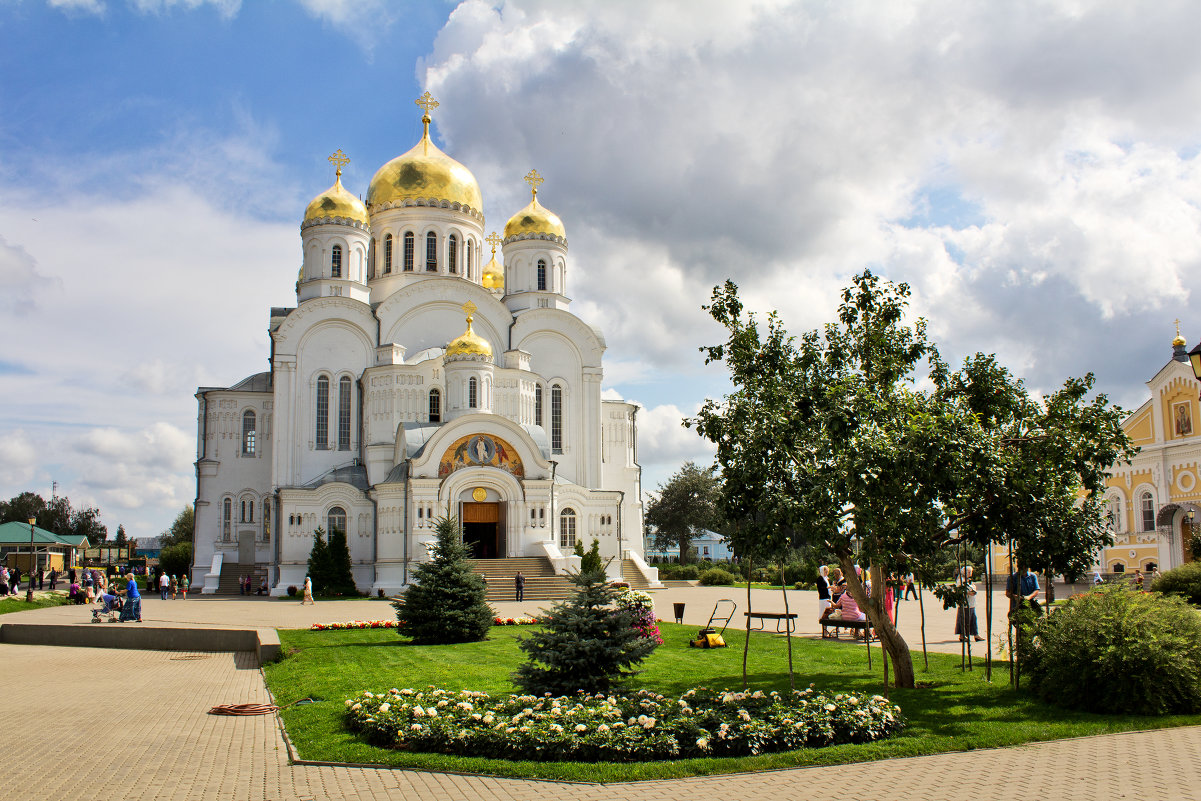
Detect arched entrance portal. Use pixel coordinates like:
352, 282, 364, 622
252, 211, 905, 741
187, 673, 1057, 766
462, 501, 504, 558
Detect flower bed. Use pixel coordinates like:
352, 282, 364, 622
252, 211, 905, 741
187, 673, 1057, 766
311, 620, 401, 631
345, 685, 904, 761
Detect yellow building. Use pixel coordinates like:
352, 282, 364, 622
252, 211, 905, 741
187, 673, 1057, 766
1098, 329, 1201, 574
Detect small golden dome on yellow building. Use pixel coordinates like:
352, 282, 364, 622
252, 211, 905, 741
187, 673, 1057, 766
482, 231, 504, 291
303, 150, 368, 225
366, 93, 482, 212
504, 169, 565, 240
446, 301, 493, 360
1173, 319, 1187, 348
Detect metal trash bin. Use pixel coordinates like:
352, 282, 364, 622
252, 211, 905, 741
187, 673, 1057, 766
673, 602, 685, 624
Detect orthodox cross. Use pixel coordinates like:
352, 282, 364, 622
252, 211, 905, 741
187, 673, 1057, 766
328, 149, 350, 178
415, 91, 440, 118
523, 169, 543, 200
485, 231, 502, 255
1176, 318, 1182, 338
462, 300, 477, 323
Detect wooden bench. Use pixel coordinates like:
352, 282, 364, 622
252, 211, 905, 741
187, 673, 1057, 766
820, 617, 874, 641
744, 611, 798, 634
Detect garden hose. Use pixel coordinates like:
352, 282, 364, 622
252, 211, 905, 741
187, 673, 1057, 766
208, 698, 315, 716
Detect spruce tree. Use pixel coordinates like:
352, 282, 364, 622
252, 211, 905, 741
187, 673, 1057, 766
307, 528, 331, 593
393, 513, 493, 644
513, 568, 658, 696
326, 525, 359, 595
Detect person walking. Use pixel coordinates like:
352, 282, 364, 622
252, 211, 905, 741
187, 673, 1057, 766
302, 576, 315, 605
169, 575, 178, 600
48, 567, 58, 591
158, 570, 169, 601
118, 572, 142, 622
954, 566, 984, 642
180, 573, 189, 600
514, 571, 525, 602
903, 572, 918, 600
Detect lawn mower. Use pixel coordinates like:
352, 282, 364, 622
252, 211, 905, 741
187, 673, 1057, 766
689, 598, 736, 648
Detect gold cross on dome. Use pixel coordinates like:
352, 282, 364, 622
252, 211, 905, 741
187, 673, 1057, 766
462, 300, 477, 321
523, 169, 544, 199
415, 91, 440, 116
1176, 318, 1182, 337
485, 231, 502, 254
328, 149, 350, 177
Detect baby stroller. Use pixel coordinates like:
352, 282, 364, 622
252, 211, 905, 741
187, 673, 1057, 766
91, 594, 121, 623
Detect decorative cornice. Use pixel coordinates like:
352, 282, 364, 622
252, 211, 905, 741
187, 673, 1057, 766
502, 231, 568, 247
368, 197, 485, 223
300, 216, 370, 232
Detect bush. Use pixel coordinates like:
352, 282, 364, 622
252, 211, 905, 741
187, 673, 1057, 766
287, 585, 298, 597
157, 542, 192, 579
393, 514, 493, 644
1153, 562, 1201, 606
1024, 586, 1201, 715
698, 568, 735, 586
513, 569, 657, 695
677, 564, 700, 580
579, 538, 605, 575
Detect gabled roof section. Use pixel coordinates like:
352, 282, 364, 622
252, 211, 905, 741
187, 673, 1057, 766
229, 372, 273, 393
301, 463, 370, 491
382, 461, 410, 484
399, 423, 442, 459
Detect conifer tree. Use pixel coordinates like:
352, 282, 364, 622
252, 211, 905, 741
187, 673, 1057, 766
307, 528, 331, 593
513, 568, 658, 696
325, 525, 358, 595
393, 513, 493, 644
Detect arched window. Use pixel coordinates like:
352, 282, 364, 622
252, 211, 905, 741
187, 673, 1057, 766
240, 500, 247, 523
368, 238, 376, 278
537, 259, 547, 291
316, 375, 329, 449
551, 383, 563, 453
403, 232, 414, 271
249, 500, 254, 522
426, 232, 438, 271
327, 506, 347, 536
1106, 496, 1122, 531
223, 498, 232, 541
331, 244, 343, 278
428, 388, 441, 423
469, 376, 478, 409
338, 376, 352, 450
1141, 492, 1155, 532
242, 410, 256, 456
448, 234, 458, 274
384, 234, 393, 274
559, 507, 577, 549
466, 239, 473, 279
534, 384, 543, 426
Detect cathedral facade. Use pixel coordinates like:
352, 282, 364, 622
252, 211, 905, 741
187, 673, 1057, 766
191, 95, 648, 595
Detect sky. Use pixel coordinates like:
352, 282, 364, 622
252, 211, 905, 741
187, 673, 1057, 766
1, 0, 1200, 541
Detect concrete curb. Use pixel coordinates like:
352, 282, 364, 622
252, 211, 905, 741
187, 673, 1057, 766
0, 622, 281, 665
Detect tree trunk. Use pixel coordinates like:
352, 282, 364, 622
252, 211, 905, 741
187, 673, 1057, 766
781, 559, 794, 690
742, 555, 752, 690
917, 575, 929, 671
837, 555, 915, 688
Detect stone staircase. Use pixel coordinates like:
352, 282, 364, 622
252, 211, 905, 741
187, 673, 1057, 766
619, 560, 652, 590
469, 557, 575, 603
215, 562, 268, 595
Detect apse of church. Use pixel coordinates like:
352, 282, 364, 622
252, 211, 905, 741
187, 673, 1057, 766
192, 94, 651, 595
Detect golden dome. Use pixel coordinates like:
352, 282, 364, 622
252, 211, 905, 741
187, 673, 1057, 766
366, 94, 482, 212
446, 301, 493, 359
1174, 319, 1187, 348
304, 150, 368, 225
503, 169, 565, 239
482, 231, 504, 291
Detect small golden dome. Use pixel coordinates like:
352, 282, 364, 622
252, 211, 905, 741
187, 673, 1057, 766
304, 150, 368, 225
366, 94, 482, 212
446, 301, 493, 359
482, 231, 504, 291
1174, 319, 1187, 348
504, 169, 565, 239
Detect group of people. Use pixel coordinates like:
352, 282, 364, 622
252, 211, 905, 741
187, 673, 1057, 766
85, 572, 143, 622
156, 571, 190, 600
238, 574, 269, 595
0, 564, 66, 595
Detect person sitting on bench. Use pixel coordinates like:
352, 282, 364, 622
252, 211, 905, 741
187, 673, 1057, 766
256, 577, 269, 596
823, 588, 866, 623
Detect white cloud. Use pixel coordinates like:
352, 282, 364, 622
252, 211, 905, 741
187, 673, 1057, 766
0, 234, 54, 315
635, 403, 714, 468
0, 430, 38, 488
47, 0, 105, 13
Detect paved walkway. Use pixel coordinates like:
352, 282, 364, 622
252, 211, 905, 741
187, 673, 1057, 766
5, 592, 1200, 800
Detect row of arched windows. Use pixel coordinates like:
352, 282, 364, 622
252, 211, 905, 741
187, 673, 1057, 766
1109, 491, 1160, 533
417, 382, 562, 443
369, 231, 476, 280
222, 494, 270, 542
315, 375, 354, 450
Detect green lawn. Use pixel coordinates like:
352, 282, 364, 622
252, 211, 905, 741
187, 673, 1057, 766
0, 592, 69, 614
263, 622, 1201, 782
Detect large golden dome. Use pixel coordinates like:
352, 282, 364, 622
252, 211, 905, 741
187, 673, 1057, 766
304, 150, 368, 225
446, 301, 493, 360
504, 169, 565, 239
366, 94, 482, 213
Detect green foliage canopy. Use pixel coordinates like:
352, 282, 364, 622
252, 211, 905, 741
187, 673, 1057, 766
644, 461, 723, 563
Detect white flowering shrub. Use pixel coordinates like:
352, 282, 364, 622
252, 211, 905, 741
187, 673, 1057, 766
345, 685, 904, 761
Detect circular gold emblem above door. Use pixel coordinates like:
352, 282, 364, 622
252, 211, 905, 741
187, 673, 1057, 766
472, 487, 488, 502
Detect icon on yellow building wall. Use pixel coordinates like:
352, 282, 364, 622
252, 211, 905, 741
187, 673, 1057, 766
1174, 402, 1192, 436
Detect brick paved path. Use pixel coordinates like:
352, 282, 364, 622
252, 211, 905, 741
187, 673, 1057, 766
5, 642, 1200, 800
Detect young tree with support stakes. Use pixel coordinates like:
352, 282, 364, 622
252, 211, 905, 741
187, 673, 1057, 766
690, 272, 1133, 689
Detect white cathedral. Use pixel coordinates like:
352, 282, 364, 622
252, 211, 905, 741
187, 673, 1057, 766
191, 94, 652, 595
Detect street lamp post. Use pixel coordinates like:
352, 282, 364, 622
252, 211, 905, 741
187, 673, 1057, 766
26, 517, 36, 602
